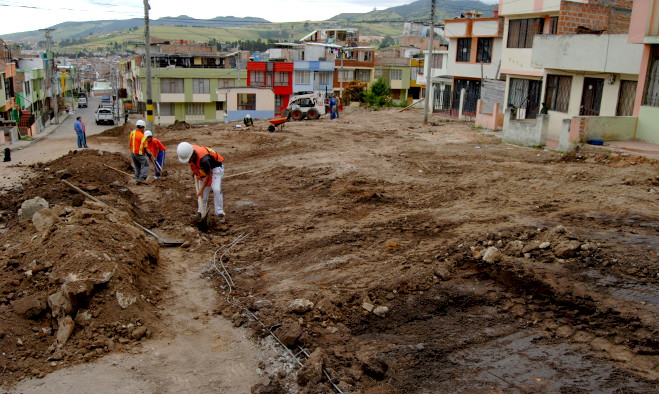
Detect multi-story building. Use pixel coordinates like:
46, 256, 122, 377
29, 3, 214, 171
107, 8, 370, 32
129, 40, 248, 125
629, 0, 659, 144
444, 12, 504, 114
499, 0, 639, 147
0, 40, 17, 123
246, 60, 294, 115
374, 48, 414, 102
267, 43, 335, 95
14, 57, 48, 136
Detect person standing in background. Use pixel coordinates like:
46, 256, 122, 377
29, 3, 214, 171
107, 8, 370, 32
74, 117, 88, 148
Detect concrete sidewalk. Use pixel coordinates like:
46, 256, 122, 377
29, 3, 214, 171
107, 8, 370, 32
5, 112, 73, 152
584, 139, 659, 160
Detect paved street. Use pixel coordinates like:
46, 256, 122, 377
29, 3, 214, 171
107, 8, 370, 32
1, 96, 127, 187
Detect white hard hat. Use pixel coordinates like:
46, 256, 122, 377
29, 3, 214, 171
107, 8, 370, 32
177, 142, 193, 163
245, 114, 251, 118
144, 130, 153, 137
136, 120, 146, 128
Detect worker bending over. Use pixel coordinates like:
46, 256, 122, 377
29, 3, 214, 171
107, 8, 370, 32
177, 142, 225, 220
144, 130, 166, 178
129, 120, 151, 183
243, 114, 253, 127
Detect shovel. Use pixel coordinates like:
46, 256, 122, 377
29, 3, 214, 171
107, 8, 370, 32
62, 179, 184, 247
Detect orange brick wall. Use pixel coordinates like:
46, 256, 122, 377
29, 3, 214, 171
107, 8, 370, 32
557, 0, 633, 35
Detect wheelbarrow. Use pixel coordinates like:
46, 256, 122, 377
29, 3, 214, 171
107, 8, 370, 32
267, 117, 287, 133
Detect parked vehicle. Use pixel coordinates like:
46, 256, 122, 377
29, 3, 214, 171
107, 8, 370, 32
77, 96, 88, 108
283, 91, 327, 120
101, 94, 111, 101
95, 107, 114, 125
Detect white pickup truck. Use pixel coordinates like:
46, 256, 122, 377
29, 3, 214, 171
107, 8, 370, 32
95, 107, 114, 125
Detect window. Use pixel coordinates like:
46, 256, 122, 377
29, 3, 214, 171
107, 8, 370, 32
295, 71, 310, 84
617, 80, 637, 116
275, 72, 288, 86
219, 78, 235, 88
356, 69, 371, 82
432, 54, 443, 69
318, 72, 331, 84
25, 81, 31, 94
507, 18, 544, 48
549, 17, 559, 34
237, 93, 256, 110
193, 78, 209, 94
643, 45, 659, 107
215, 101, 224, 111
275, 95, 283, 109
159, 103, 175, 116
338, 70, 352, 82
545, 75, 572, 113
476, 38, 493, 63
250, 71, 264, 85
160, 78, 183, 93
390, 69, 402, 80
457, 38, 471, 62
185, 103, 204, 116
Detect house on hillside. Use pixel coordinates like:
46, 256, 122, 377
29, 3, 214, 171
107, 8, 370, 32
629, 0, 659, 144
127, 40, 248, 125
246, 60, 293, 115
498, 0, 642, 149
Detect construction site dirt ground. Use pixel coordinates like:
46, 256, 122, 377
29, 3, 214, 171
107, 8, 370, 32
1, 107, 658, 393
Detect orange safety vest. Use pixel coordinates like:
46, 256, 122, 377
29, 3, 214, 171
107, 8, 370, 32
129, 129, 147, 155
190, 145, 223, 179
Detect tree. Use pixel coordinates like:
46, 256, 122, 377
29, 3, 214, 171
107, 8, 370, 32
380, 35, 395, 49
363, 77, 390, 108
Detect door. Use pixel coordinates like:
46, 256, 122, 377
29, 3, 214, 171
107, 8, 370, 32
580, 78, 604, 116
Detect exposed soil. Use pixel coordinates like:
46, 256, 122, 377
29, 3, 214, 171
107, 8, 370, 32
1, 108, 658, 392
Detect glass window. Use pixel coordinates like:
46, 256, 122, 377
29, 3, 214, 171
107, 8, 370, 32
643, 45, 659, 107
193, 78, 209, 94
275, 72, 288, 86
275, 95, 283, 109
160, 78, 183, 93
457, 38, 471, 62
356, 69, 370, 82
476, 38, 493, 63
338, 70, 352, 82
507, 18, 544, 48
219, 78, 235, 88
390, 69, 402, 80
185, 103, 204, 115
250, 71, 264, 85
617, 80, 637, 116
545, 75, 572, 113
159, 103, 175, 116
237, 93, 256, 110
295, 71, 310, 84
318, 72, 331, 84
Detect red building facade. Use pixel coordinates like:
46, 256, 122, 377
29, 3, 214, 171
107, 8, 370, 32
247, 61, 294, 115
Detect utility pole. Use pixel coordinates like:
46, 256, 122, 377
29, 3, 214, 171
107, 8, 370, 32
42, 28, 59, 125
423, 0, 436, 124
143, 0, 154, 131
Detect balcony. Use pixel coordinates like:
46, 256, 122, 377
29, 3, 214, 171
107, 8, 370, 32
531, 34, 643, 74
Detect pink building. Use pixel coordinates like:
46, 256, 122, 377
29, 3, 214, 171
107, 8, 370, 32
629, 0, 659, 144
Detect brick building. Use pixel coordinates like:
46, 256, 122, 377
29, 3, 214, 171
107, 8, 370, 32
499, 0, 641, 149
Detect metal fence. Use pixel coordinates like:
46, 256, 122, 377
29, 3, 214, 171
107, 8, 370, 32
432, 87, 479, 118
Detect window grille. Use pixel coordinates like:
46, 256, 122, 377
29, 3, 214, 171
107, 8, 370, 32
616, 80, 637, 116
643, 46, 659, 107
390, 69, 402, 80
545, 75, 571, 113
457, 38, 471, 62
476, 38, 492, 63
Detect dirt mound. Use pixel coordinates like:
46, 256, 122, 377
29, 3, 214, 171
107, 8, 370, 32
0, 150, 166, 385
97, 123, 134, 138
167, 120, 191, 130
558, 151, 659, 167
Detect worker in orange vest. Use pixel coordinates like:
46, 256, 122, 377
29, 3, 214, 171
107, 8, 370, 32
176, 142, 225, 220
144, 130, 166, 178
129, 120, 151, 183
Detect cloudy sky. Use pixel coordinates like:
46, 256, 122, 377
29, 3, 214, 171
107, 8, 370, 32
0, 0, 498, 35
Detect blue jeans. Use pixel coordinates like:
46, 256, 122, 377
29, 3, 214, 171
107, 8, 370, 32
154, 151, 166, 177
76, 131, 87, 148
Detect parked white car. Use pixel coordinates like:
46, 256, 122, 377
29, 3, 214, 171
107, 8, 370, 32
95, 108, 114, 125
